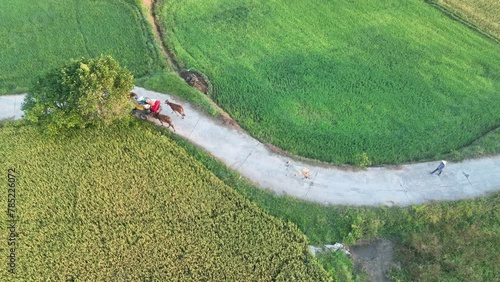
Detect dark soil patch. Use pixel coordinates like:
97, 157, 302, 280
350, 239, 399, 282
180, 70, 209, 94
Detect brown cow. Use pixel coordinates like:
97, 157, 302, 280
151, 112, 175, 132
165, 100, 185, 119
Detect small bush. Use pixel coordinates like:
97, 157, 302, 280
354, 152, 372, 168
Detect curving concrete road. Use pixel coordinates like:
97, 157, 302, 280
2, 88, 499, 206
0, 94, 25, 120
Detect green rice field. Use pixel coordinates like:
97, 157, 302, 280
0, 0, 164, 94
159, 0, 500, 165
0, 121, 329, 280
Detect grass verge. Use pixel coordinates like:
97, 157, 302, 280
445, 126, 500, 161
136, 70, 219, 116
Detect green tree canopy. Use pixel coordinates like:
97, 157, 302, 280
22, 55, 134, 133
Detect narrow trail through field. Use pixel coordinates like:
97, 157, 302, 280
142, 0, 211, 95
143, 0, 180, 71
2, 90, 499, 206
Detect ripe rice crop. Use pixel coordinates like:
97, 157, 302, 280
429, 0, 500, 40
0, 122, 329, 280
158, 0, 500, 165
0, 0, 164, 94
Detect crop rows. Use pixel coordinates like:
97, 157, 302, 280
159, 0, 500, 165
0, 123, 329, 280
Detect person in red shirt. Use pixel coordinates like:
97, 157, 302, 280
145, 99, 161, 114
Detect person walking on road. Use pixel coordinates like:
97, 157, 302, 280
431, 160, 447, 176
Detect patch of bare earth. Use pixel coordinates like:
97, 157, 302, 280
350, 239, 400, 282
180, 69, 209, 95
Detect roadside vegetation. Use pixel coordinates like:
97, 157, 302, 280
171, 131, 500, 281
428, 0, 500, 40
0, 0, 164, 94
444, 126, 500, 161
0, 121, 329, 281
158, 0, 500, 165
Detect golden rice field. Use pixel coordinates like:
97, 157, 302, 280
0, 122, 329, 280
430, 0, 499, 40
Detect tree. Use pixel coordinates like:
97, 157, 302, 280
22, 55, 134, 133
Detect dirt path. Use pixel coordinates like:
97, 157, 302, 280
141, 0, 236, 125
142, 0, 180, 71
350, 239, 398, 282
142, 0, 211, 95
